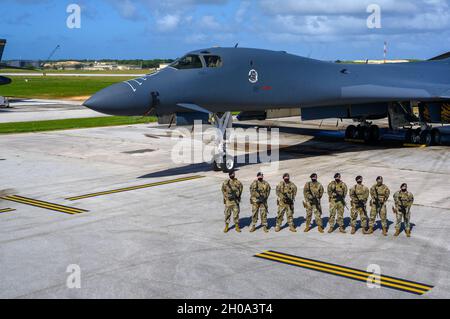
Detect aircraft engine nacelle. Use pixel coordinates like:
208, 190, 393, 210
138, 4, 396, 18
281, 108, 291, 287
237, 108, 301, 121
419, 102, 450, 124
301, 103, 388, 121
0, 76, 12, 85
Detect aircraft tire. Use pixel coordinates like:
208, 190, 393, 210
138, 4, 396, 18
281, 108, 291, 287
369, 125, 380, 143
431, 129, 442, 146
405, 129, 413, 144
411, 128, 421, 144
345, 125, 357, 139
212, 159, 223, 172
221, 156, 236, 173
420, 130, 432, 146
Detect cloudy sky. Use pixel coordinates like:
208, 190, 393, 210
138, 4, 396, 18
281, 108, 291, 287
1, 0, 450, 60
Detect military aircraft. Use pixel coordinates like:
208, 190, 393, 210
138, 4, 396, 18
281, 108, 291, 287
84, 47, 450, 172
0, 39, 13, 86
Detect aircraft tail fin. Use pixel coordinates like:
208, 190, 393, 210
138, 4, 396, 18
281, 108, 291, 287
0, 39, 6, 62
428, 51, 450, 61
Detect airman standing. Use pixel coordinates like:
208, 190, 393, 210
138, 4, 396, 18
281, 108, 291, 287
393, 183, 414, 238
275, 173, 298, 233
349, 176, 369, 235
222, 171, 243, 233
327, 173, 348, 234
249, 172, 271, 233
303, 173, 325, 233
368, 176, 391, 236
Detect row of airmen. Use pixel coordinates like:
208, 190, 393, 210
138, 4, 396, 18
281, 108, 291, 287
221, 171, 415, 237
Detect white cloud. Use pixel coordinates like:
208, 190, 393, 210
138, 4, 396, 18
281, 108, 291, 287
199, 15, 221, 29
156, 14, 181, 31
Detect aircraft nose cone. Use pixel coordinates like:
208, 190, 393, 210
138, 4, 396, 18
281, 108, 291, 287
84, 82, 146, 116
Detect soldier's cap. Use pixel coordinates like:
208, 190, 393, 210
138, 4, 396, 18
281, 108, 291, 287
257, 172, 263, 177
283, 173, 290, 179
228, 171, 236, 177
356, 176, 363, 181
334, 173, 341, 179
310, 173, 318, 179
376, 176, 383, 181
401, 183, 408, 188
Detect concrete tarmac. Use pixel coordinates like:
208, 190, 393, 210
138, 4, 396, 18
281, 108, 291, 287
0, 116, 449, 299
0, 99, 107, 123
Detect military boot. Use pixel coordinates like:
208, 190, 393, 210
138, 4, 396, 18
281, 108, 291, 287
250, 226, 256, 233
382, 228, 388, 236
263, 226, 269, 233
289, 225, 297, 233
361, 227, 368, 235
224, 224, 229, 233
328, 227, 335, 234
235, 225, 242, 233
394, 229, 401, 237
304, 224, 311, 233
351, 227, 356, 235
367, 227, 374, 234
406, 230, 411, 238
339, 227, 347, 234
318, 226, 324, 233
275, 226, 281, 233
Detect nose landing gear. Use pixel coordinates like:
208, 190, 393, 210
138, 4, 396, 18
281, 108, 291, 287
210, 112, 236, 173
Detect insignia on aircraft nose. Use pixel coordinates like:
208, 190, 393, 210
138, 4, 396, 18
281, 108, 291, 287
248, 69, 259, 84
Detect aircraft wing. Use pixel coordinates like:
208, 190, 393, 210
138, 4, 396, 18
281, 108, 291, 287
0, 39, 5, 62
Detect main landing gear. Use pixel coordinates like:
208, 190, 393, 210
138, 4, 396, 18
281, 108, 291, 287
404, 125, 442, 146
210, 112, 236, 173
345, 122, 380, 144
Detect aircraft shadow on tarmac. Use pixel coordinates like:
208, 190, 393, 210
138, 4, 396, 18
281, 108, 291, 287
138, 124, 402, 179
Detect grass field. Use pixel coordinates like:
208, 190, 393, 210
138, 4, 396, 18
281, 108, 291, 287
0, 69, 153, 74
0, 76, 133, 99
0, 116, 157, 134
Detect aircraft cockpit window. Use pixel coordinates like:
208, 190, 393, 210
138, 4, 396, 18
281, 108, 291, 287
171, 55, 203, 70
204, 55, 223, 68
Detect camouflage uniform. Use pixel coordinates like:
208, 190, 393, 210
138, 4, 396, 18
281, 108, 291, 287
276, 181, 297, 228
393, 190, 414, 232
222, 178, 243, 226
350, 184, 369, 229
327, 181, 348, 229
303, 181, 324, 229
250, 180, 271, 228
369, 184, 390, 229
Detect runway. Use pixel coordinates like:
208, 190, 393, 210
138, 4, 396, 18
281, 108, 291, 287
0, 99, 107, 123
1, 114, 449, 299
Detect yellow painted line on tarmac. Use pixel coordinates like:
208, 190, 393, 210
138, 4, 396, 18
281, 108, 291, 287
66, 175, 205, 201
2, 195, 88, 215
403, 143, 427, 148
255, 251, 433, 295
0, 208, 16, 214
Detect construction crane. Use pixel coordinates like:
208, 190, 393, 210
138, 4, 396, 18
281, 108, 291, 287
41, 45, 60, 69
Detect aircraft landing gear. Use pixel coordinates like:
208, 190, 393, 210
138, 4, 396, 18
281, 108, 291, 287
404, 124, 439, 146
210, 112, 236, 173
345, 122, 380, 144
